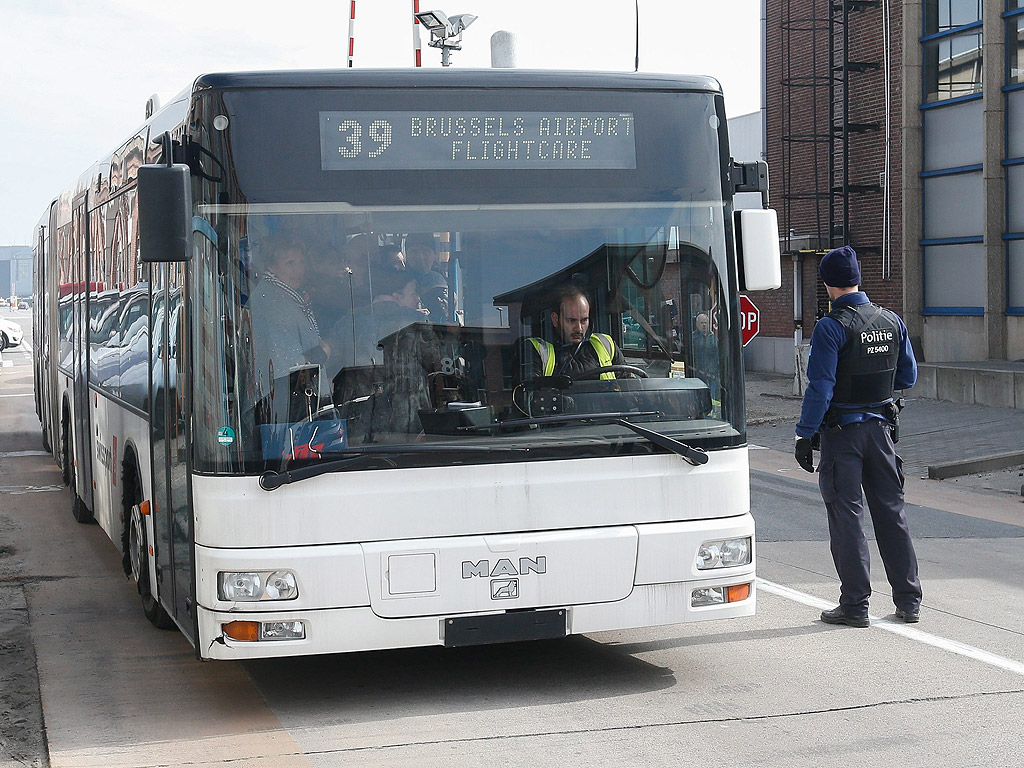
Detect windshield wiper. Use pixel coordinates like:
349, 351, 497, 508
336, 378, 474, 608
460, 411, 661, 432
259, 445, 528, 491
616, 419, 709, 466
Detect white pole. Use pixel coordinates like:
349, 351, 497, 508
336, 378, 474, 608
412, 0, 423, 67
760, 0, 767, 163
347, 0, 356, 67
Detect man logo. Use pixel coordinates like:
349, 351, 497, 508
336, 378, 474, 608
491, 578, 519, 599
462, 556, 547, 579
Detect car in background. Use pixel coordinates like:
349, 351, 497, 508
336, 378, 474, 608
18, 301, 28, 311
0, 316, 24, 351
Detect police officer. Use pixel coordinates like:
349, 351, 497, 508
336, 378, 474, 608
795, 245, 922, 627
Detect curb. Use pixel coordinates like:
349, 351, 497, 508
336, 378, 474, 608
927, 451, 1024, 480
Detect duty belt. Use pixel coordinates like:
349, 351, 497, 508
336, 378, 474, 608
823, 398, 904, 441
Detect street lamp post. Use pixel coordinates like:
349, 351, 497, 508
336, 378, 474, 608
413, 9, 477, 66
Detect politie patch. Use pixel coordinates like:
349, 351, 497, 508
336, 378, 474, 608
860, 327, 894, 356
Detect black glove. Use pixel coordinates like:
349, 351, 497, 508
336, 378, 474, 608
795, 437, 815, 473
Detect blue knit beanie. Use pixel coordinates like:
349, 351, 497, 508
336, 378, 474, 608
819, 245, 861, 287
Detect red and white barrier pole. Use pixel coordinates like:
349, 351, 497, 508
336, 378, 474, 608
347, 0, 356, 67
412, 0, 422, 67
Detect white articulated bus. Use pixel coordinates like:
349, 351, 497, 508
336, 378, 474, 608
33, 69, 781, 660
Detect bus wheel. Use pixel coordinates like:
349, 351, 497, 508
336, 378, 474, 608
60, 412, 71, 487
125, 472, 174, 629
64, 420, 93, 524
71, 485, 94, 524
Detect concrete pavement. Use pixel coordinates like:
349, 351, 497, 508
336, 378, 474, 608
2, 344, 1023, 766
745, 370, 1024, 505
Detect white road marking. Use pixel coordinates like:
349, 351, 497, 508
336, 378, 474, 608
758, 577, 1024, 677
0, 450, 50, 457
0, 485, 63, 494
0, 393, 33, 397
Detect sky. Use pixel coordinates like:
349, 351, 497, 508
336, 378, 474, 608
0, 0, 762, 246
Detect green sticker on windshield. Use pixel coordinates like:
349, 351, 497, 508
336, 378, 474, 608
216, 427, 236, 446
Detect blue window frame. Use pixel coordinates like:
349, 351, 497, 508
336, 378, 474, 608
926, 0, 982, 34
923, 28, 984, 103
1008, 9, 1024, 87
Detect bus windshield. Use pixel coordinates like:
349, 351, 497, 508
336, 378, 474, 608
187, 84, 742, 474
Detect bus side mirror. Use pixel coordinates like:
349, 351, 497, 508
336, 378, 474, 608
735, 208, 781, 291
138, 164, 192, 263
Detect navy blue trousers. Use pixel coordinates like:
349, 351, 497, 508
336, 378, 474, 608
817, 419, 922, 614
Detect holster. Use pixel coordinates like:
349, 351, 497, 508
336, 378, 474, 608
824, 397, 904, 441
885, 397, 904, 443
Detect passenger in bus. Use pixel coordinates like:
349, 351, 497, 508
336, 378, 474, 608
522, 285, 628, 381
249, 237, 329, 390
329, 266, 426, 370
307, 234, 376, 336
360, 269, 437, 437
404, 233, 450, 321
376, 241, 407, 272
366, 268, 428, 345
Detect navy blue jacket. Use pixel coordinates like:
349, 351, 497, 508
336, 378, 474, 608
796, 292, 917, 439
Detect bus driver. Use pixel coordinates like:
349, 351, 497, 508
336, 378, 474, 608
523, 285, 627, 381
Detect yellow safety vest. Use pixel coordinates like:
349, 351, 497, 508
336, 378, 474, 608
528, 334, 616, 379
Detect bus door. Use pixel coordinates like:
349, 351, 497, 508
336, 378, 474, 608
150, 261, 196, 640
71, 193, 94, 511
35, 215, 55, 451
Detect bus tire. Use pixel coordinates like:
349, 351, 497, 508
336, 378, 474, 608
124, 465, 174, 630
63, 414, 94, 524
60, 409, 71, 487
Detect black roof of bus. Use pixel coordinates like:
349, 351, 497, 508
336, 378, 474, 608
192, 69, 723, 95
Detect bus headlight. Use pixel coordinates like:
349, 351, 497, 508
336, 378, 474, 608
263, 571, 299, 600
219, 570, 298, 601
260, 621, 305, 640
222, 620, 305, 642
695, 537, 751, 570
692, 583, 751, 606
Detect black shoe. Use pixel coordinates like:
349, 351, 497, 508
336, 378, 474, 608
820, 606, 870, 628
895, 608, 919, 623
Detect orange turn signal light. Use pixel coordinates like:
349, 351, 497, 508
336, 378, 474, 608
222, 620, 260, 642
726, 583, 751, 603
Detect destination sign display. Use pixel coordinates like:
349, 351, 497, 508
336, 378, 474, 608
319, 111, 637, 170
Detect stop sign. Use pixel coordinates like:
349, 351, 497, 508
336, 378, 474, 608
740, 294, 760, 346
708, 296, 761, 346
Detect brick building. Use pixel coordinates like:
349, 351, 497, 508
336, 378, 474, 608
746, 0, 1024, 373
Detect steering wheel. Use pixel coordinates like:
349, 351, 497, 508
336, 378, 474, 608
575, 365, 649, 380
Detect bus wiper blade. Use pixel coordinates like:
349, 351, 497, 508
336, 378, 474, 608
616, 419, 709, 466
258, 445, 528, 491
462, 411, 661, 432
260, 454, 395, 490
